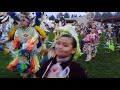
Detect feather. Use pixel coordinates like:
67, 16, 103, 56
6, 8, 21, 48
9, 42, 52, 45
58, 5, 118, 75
34, 25, 46, 39
8, 25, 18, 40
54, 25, 82, 60
108, 40, 114, 51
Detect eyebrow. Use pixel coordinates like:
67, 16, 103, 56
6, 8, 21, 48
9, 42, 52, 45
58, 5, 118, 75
58, 40, 72, 44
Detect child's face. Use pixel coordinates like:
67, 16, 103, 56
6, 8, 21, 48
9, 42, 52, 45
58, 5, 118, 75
55, 37, 76, 58
20, 18, 29, 28
91, 29, 95, 33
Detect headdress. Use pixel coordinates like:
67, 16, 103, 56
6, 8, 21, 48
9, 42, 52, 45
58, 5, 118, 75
54, 24, 82, 60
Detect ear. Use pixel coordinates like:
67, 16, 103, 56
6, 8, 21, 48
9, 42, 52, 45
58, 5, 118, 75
71, 48, 77, 54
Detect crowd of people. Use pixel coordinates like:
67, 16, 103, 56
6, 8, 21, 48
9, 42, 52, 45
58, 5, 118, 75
0, 12, 119, 78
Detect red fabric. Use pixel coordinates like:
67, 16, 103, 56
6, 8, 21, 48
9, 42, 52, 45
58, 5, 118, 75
7, 59, 19, 71
27, 59, 35, 75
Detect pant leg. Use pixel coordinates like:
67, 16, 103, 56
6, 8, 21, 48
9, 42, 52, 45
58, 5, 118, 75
80, 40, 84, 52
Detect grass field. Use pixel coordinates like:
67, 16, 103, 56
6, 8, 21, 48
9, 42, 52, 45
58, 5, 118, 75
0, 32, 120, 78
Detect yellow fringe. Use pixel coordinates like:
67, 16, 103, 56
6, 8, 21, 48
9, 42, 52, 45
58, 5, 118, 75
34, 25, 46, 39
8, 25, 18, 39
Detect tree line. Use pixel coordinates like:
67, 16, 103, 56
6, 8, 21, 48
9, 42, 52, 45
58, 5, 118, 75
49, 12, 120, 20
49, 12, 82, 20
94, 12, 120, 19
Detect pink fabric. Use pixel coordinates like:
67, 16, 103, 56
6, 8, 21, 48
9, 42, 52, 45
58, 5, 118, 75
83, 34, 91, 42
89, 33, 99, 44
83, 33, 100, 43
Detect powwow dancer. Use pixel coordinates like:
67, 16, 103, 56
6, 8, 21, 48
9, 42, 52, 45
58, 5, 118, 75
0, 12, 18, 54
37, 14, 56, 59
35, 31, 87, 78
40, 24, 83, 65
7, 17, 40, 78
1, 12, 48, 68
82, 28, 100, 61
53, 24, 81, 60
115, 27, 120, 51
0, 12, 14, 43
104, 26, 115, 53
2, 12, 47, 58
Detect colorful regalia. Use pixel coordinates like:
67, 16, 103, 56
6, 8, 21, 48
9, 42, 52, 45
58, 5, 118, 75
7, 26, 40, 77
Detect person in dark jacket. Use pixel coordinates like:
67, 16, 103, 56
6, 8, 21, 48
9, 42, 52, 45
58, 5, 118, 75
35, 34, 87, 78
59, 17, 66, 26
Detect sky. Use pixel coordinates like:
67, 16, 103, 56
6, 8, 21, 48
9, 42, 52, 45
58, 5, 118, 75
45, 12, 87, 18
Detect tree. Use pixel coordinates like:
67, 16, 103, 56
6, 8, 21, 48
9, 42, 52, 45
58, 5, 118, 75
64, 13, 70, 18
101, 12, 113, 18
101, 12, 107, 18
76, 14, 77, 17
90, 12, 95, 18
107, 12, 113, 17
71, 14, 74, 18
114, 12, 120, 17
49, 15, 55, 20
74, 14, 77, 17
94, 12, 102, 19
57, 12, 64, 19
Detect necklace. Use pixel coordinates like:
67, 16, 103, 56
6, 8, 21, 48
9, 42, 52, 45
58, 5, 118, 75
56, 56, 71, 63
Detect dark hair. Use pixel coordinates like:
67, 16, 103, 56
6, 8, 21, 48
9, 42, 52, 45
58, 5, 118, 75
59, 17, 66, 26
21, 12, 29, 18
60, 17, 65, 22
61, 34, 77, 48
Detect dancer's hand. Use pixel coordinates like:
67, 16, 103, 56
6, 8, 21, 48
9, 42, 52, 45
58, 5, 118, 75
0, 41, 5, 45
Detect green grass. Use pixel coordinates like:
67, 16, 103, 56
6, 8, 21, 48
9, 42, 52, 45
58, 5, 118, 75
0, 53, 20, 78
78, 33, 120, 78
0, 32, 120, 78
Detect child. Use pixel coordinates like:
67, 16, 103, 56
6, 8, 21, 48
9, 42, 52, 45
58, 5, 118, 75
7, 17, 40, 78
82, 28, 99, 61
104, 26, 114, 53
35, 34, 87, 78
